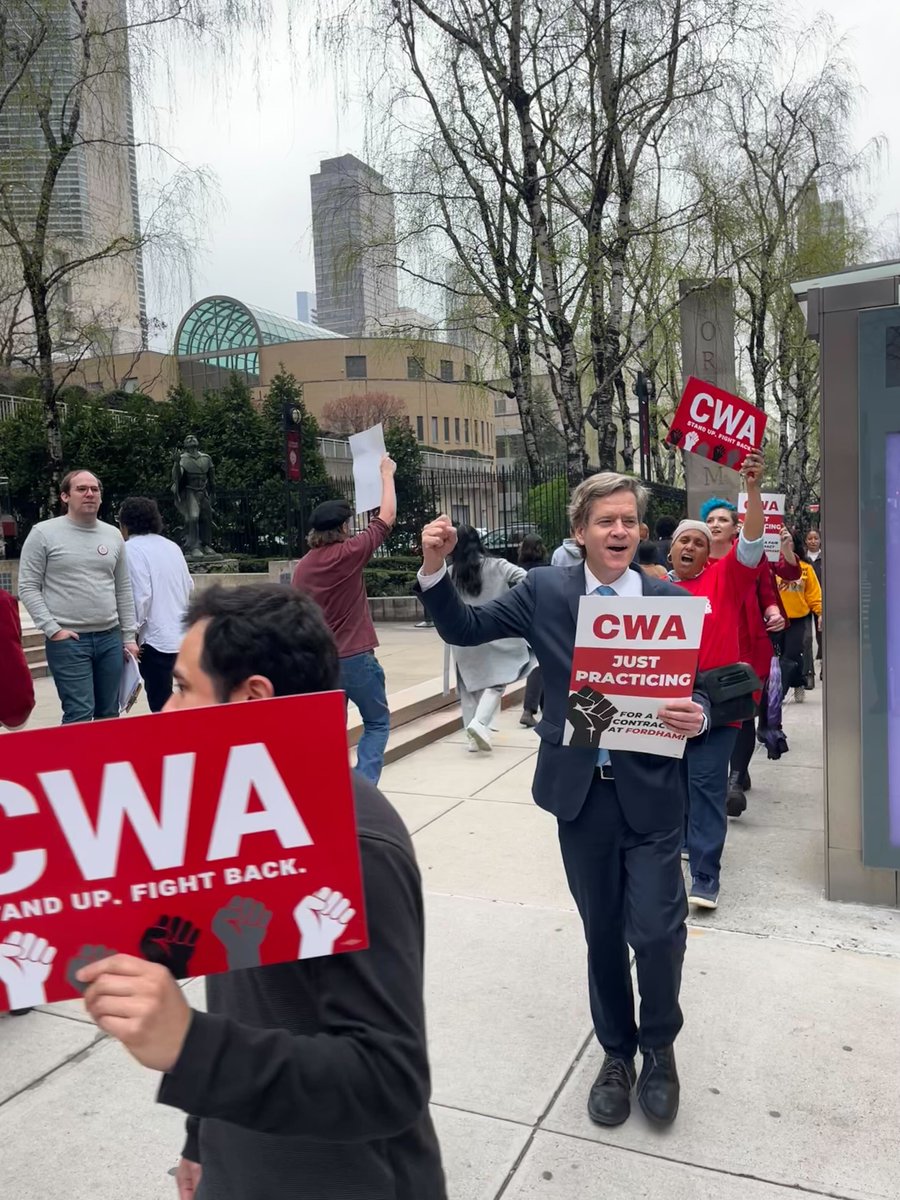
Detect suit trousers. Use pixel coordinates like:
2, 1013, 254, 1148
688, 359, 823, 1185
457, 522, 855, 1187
557, 775, 687, 1059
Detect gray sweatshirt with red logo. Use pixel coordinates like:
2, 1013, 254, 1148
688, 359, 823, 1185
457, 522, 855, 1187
18, 516, 136, 640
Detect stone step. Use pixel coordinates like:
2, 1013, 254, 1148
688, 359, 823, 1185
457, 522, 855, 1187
378, 679, 526, 764
347, 675, 460, 747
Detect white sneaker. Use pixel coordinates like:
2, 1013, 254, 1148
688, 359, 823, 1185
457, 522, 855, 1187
794, 687, 805, 705
466, 718, 493, 751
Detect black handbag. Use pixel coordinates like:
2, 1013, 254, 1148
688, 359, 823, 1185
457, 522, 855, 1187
695, 662, 762, 727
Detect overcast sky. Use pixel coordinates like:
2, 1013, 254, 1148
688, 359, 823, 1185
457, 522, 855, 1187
141, 0, 900, 343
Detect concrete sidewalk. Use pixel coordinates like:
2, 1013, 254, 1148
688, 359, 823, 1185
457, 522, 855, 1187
3, 686, 900, 1199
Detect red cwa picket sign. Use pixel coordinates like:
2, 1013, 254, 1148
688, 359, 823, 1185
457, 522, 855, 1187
0, 694, 367, 1011
666, 376, 767, 469
564, 595, 707, 758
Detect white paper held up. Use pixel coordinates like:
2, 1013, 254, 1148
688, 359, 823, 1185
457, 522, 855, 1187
118, 650, 143, 714
348, 422, 387, 514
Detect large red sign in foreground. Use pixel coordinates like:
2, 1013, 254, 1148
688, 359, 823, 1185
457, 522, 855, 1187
0, 694, 367, 1011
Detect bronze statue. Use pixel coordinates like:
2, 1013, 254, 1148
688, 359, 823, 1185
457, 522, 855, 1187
172, 435, 218, 559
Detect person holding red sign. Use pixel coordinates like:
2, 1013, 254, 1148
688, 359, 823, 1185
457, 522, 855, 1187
77, 584, 446, 1200
667, 453, 767, 910
700, 501, 800, 816
416, 476, 710, 1131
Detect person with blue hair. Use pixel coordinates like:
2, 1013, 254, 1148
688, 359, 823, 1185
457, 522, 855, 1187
699, 496, 737, 523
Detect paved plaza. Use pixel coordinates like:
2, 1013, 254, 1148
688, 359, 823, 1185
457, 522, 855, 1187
21, 621, 445, 727
3, 670, 900, 1198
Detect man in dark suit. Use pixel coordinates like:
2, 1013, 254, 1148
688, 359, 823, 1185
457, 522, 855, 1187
417, 473, 708, 1129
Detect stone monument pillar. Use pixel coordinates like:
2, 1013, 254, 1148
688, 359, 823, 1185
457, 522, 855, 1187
678, 279, 741, 517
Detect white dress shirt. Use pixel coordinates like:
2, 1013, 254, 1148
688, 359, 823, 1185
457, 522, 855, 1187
124, 533, 194, 654
583, 562, 643, 597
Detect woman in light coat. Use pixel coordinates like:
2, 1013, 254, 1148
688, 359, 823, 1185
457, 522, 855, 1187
445, 525, 532, 751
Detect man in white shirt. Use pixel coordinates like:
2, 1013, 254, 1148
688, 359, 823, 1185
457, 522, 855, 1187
415, 473, 709, 1131
118, 497, 194, 712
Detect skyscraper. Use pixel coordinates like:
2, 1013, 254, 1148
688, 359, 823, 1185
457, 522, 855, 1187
0, 0, 146, 356
310, 155, 398, 336
296, 291, 318, 325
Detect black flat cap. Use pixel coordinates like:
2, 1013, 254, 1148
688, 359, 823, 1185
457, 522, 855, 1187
310, 498, 352, 531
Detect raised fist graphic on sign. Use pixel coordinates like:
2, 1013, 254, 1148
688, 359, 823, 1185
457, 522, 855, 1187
567, 686, 619, 749
294, 888, 356, 960
140, 916, 200, 979
0, 932, 56, 1010
66, 945, 118, 994
212, 897, 273, 971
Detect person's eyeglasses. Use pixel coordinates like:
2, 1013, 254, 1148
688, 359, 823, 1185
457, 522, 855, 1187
73, 486, 101, 494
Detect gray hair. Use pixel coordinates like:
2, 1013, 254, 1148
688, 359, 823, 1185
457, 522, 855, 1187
568, 472, 649, 532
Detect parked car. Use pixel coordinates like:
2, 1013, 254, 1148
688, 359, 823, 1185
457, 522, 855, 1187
480, 523, 540, 562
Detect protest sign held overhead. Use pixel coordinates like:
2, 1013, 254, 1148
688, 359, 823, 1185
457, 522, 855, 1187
739, 491, 785, 561
666, 376, 767, 470
0, 694, 367, 1011
349, 422, 387, 513
564, 595, 707, 759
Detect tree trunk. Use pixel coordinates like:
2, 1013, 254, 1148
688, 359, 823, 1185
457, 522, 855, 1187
505, 321, 541, 482
507, 7, 585, 485
615, 369, 635, 473
27, 273, 63, 509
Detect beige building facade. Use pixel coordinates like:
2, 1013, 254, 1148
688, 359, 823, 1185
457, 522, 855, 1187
59, 295, 497, 458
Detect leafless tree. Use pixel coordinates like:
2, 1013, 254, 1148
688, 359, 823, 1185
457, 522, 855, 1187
699, 29, 874, 509
321, 390, 408, 435
0, 0, 257, 497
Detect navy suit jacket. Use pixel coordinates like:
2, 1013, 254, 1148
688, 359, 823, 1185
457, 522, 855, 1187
417, 563, 709, 832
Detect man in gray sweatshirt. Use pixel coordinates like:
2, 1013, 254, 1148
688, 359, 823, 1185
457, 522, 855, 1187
18, 468, 138, 723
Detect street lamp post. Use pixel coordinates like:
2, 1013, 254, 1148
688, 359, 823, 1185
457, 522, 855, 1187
282, 401, 303, 561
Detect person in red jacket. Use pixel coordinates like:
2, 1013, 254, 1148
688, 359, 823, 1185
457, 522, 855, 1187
1, 586, 36, 1014
1, 587, 35, 731
668, 453, 766, 910
702, 502, 800, 815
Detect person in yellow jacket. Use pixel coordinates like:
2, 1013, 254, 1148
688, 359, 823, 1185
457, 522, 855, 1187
776, 532, 822, 704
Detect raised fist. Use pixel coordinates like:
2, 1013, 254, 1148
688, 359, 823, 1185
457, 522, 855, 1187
711, 443, 725, 461
140, 915, 200, 979
294, 888, 355, 960
567, 686, 618, 749
421, 515, 458, 573
212, 896, 272, 971
668, 427, 684, 446
684, 431, 700, 453
741, 450, 764, 486
66, 945, 118, 994
0, 931, 56, 1010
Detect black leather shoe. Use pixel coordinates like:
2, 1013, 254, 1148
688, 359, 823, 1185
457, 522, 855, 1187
637, 1045, 679, 1125
587, 1054, 636, 1126
726, 772, 747, 817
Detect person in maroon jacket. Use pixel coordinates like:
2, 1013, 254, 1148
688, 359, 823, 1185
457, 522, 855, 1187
292, 455, 397, 784
0, 587, 35, 731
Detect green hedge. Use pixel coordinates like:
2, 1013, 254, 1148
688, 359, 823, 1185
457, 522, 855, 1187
364, 570, 416, 597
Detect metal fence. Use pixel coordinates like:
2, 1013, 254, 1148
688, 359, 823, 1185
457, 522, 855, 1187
2, 439, 685, 563
91, 464, 685, 563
